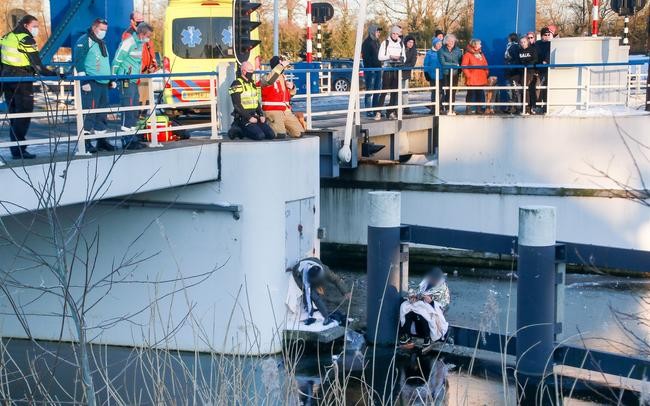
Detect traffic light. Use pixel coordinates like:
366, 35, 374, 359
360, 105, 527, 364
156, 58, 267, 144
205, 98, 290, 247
233, 0, 261, 64
611, 0, 646, 15
311, 3, 335, 24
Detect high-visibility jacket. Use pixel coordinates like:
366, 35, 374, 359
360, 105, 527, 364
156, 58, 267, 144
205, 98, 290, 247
229, 77, 260, 110
0, 32, 34, 67
260, 75, 293, 111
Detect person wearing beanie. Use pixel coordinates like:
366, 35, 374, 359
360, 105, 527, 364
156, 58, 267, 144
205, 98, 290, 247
401, 35, 418, 114
361, 24, 382, 116
376, 25, 405, 120
423, 37, 443, 113
258, 55, 304, 138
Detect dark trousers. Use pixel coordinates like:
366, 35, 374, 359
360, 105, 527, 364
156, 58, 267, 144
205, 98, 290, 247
466, 87, 485, 112
82, 81, 109, 133
513, 73, 537, 111
304, 288, 330, 319
3, 81, 34, 157
241, 120, 275, 140
363, 69, 382, 109
377, 70, 399, 115
428, 79, 440, 113
400, 311, 430, 339
119, 81, 140, 145
442, 73, 459, 112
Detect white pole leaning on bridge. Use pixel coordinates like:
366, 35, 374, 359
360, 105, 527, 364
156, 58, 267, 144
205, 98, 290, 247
338, 0, 367, 163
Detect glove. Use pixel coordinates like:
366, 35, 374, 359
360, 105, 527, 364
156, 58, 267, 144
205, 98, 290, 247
109, 81, 117, 89
81, 83, 91, 92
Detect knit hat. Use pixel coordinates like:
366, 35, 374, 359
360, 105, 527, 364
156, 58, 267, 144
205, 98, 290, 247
434, 29, 445, 38
540, 27, 552, 36
269, 55, 281, 69
390, 25, 402, 35
432, 37, 442, 47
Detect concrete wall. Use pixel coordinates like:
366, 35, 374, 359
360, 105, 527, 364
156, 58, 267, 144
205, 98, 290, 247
321, 186, 650, 251
0, 138, 320, 355
437, 115, 650, 189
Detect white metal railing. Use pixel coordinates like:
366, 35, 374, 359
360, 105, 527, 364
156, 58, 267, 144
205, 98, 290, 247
0, 71, 221, 162
287, 60, 649, 128
1, 61, 648, 164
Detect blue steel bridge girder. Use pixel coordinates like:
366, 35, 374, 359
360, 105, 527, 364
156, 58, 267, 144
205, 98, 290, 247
43, 0, 133, 65
473, 0, 537, 80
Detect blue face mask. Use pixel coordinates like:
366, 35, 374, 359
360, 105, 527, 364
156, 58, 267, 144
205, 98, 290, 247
28, 27, 39, 37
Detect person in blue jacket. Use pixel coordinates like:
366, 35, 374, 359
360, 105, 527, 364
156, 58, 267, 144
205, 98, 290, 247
74, 18, 116, 153
423, 37, 443, 114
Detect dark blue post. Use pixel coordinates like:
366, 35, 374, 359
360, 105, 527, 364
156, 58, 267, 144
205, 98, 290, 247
473, 0, 536, 80
366, 191, 403, 346
516, 206, 556, 404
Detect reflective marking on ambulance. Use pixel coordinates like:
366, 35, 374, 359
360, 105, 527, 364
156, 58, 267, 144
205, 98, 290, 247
170, 79, 213, 103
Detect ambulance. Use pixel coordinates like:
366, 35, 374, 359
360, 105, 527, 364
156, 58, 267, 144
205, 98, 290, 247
162, 0, 260, 114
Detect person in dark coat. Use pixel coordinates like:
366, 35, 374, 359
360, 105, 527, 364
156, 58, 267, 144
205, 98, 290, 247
291, 257, 351, 325
361, 24, 382, 117
513, 36, 539, 114
402, 35, 418, 114
438, 34, 463, 114
504, 33, 520, 113
535, 27, 553, 113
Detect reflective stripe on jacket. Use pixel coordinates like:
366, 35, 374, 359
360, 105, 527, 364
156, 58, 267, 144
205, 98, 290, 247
0, 32, 33, 67
260, 76, 292, 111
229, 77, 259, 110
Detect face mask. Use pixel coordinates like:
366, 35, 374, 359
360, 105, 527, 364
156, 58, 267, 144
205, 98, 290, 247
96, 30, 107, 40
28, 27, 39, 37
143, 37, 150, 43
245, 72, 253, 80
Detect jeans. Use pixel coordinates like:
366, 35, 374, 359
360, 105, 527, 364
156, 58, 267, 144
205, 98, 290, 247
81, 81, 109, 132
466, 88, 485, 112
363, 69, 382, 110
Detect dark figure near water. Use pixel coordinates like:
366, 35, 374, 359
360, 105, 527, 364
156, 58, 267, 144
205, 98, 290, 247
290, 257, 351, 326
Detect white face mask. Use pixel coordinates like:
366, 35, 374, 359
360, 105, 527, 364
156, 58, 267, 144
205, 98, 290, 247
96, 30, 107, 40
142, 37, 150, 43
28, 27, 39, 37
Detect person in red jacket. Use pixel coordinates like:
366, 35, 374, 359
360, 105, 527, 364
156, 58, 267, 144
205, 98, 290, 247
461, 39, 489, 114
259, 56, 304, 138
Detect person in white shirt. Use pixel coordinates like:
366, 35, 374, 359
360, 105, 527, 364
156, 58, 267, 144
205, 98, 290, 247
375, 25, 405, 120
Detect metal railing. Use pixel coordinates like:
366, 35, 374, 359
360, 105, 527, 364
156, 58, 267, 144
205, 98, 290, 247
0, 59, 648, 162
0, 70, 221, 161
285, 59, 649, 128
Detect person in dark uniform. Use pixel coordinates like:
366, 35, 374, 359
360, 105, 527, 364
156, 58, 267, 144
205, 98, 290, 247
228, 61, 275, 141
0, 15, 59, 159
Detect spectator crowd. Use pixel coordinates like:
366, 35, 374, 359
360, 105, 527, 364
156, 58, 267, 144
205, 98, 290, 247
363, 24, 560, 117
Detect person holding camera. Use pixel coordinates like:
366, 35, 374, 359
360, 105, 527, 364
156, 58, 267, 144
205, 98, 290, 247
259, 56, 304, 138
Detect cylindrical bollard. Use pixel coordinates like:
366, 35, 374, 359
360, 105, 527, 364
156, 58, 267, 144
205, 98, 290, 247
516, 206, 557, 403
366, 191, 403, 346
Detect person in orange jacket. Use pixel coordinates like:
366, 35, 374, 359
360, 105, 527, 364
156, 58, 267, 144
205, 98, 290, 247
122, 11, 158, 105
259, 56, 304, 138
461, 39, 489, 114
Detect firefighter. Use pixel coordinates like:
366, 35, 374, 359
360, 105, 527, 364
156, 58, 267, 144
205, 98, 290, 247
228, 61, 275, 141
259, 56, 304, 138
0, 15, 59, 159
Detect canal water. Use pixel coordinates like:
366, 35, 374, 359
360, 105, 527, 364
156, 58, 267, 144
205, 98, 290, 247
1, 268, 647, 405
